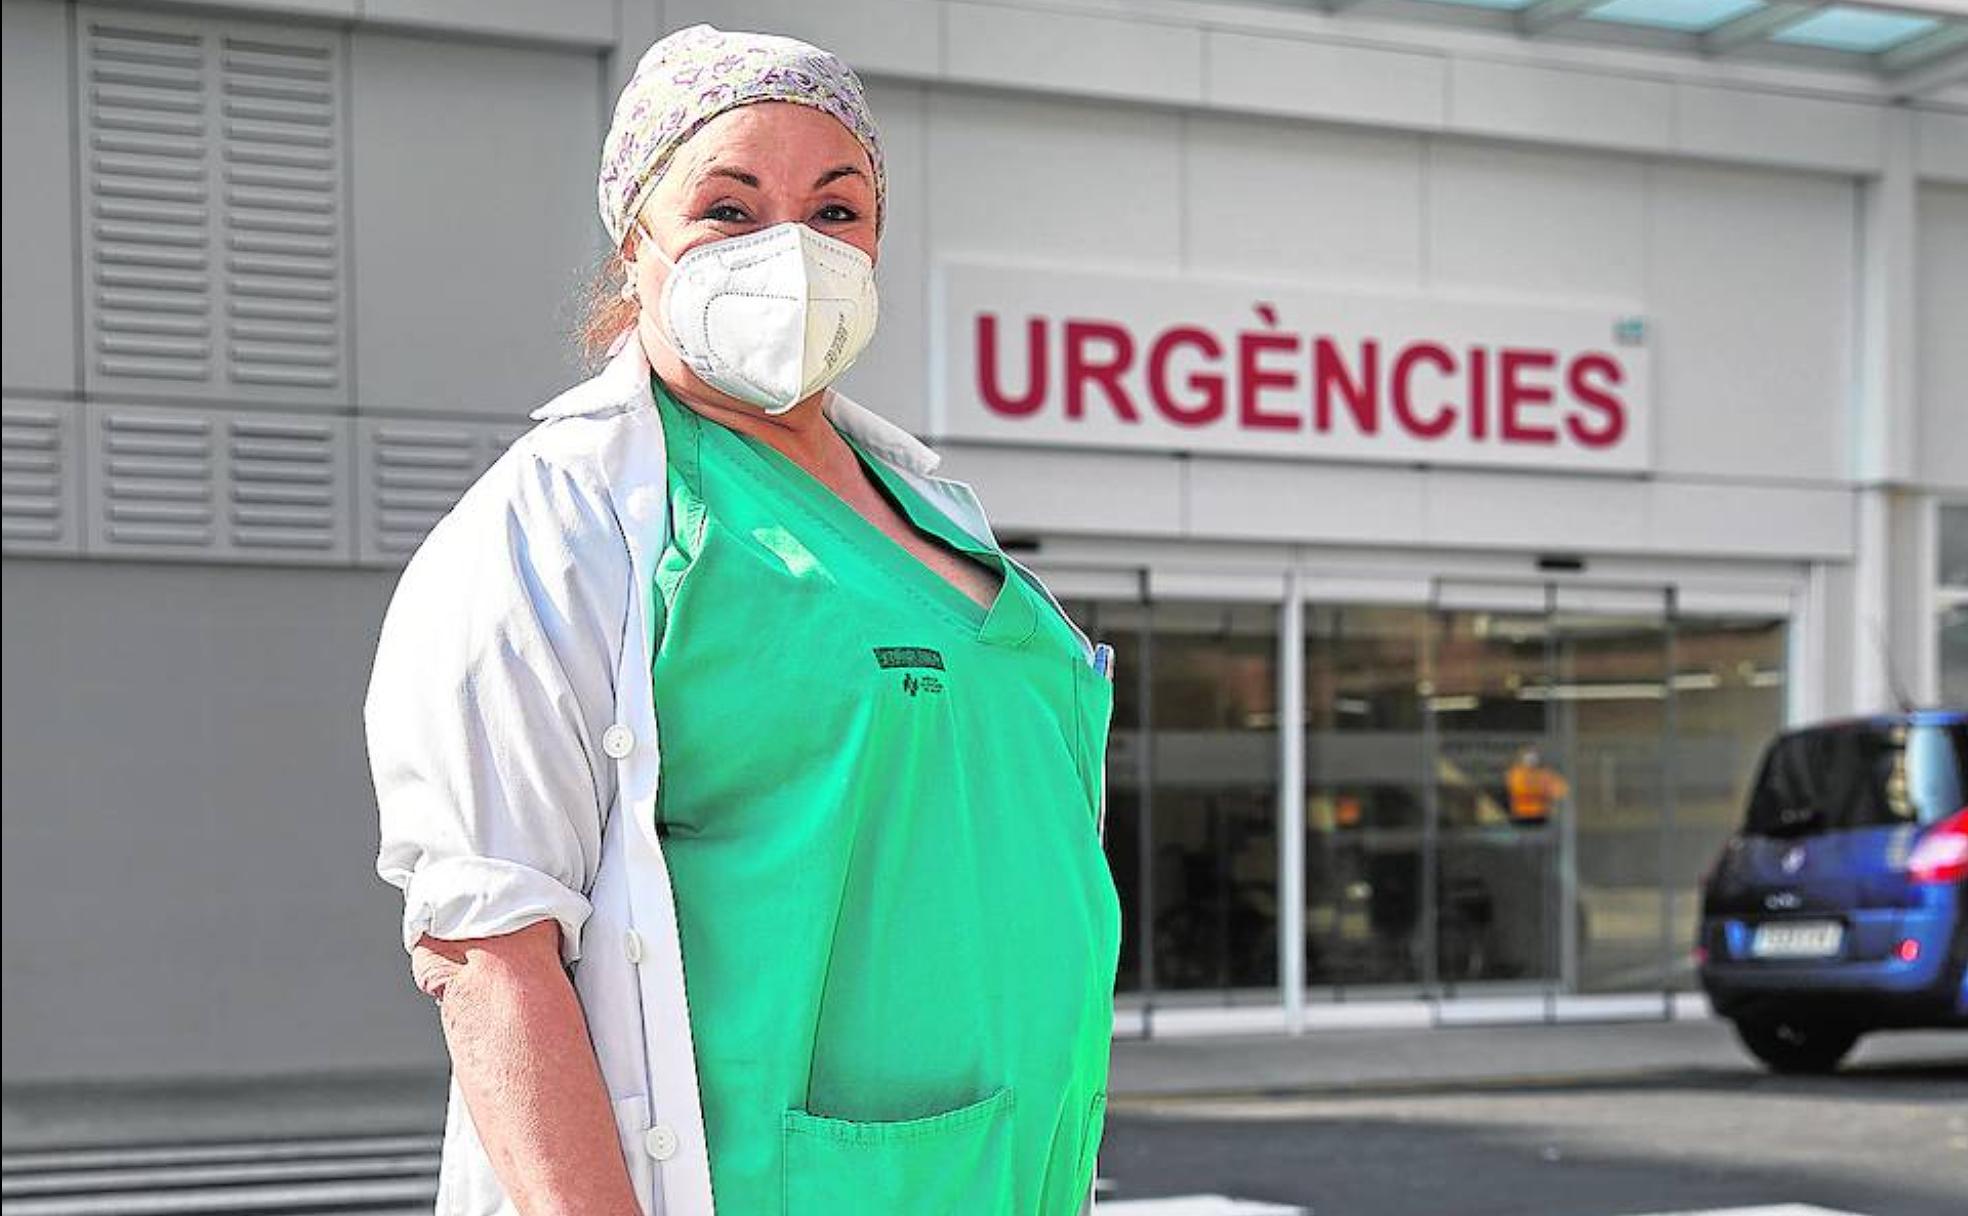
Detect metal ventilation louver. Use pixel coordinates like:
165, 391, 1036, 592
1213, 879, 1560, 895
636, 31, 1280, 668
98, 407, 218, 550
79, 10, 347, 407
84, 21, 213, 388
221, 35, 341, 394
1, 403, 83, 554
228, 413, 340, 552
357, 420, 528, 564
88, 403, 351, 562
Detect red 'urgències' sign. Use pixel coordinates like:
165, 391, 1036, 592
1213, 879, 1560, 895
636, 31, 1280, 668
933, 264, 1652, 474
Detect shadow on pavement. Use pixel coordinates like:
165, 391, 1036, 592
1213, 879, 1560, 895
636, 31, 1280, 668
1119, 1052, 1968, 1105
1098, 1103, 1965, 1216
1381, 1056, 1968, 1101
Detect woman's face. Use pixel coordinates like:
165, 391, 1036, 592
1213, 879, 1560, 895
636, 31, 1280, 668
625, 101, 879, 415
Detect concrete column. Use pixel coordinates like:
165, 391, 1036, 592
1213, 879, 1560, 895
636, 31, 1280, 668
1851, 489, 1898, 714
1279, 571, 1307, 1034
1850, 110, 1921, 714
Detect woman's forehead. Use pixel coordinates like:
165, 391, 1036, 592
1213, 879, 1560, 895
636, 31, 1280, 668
670, 103, 872, 188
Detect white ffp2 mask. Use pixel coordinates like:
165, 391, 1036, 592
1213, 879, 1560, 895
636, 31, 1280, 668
650, 221, 879, 415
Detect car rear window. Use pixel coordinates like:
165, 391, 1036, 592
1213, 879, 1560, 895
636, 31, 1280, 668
1744, 720, 1968, 836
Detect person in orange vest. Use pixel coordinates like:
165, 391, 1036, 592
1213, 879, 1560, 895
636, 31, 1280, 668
1506, 745, 1570, 825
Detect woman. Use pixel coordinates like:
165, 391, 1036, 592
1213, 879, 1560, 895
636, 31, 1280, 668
366, 24, 1121, 1216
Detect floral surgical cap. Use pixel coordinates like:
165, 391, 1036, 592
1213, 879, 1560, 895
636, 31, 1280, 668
597, 23, 886, 250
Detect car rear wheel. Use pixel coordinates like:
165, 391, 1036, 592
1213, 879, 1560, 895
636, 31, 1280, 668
1732, 1016, 1861, 1074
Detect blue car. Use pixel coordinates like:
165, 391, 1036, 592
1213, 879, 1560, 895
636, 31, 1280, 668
1698, 709, 1968, 1073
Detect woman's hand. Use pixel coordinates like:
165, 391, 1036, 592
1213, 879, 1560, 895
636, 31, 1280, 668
415, 921, 644, 1216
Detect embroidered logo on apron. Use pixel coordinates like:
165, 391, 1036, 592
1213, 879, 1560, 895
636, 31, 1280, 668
872, 646, 945, 670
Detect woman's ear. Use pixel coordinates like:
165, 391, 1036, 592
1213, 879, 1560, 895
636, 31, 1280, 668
619, 227, 650, 305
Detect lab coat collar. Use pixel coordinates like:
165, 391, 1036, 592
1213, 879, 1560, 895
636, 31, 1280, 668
530, 331, 944, 477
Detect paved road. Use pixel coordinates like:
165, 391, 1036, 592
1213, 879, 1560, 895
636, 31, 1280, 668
4, 1019, 1959, 1216
1098, 1031, 1968, 1216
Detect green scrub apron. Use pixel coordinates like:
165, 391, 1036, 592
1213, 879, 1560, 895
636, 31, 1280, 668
645, 376, 1121, 1216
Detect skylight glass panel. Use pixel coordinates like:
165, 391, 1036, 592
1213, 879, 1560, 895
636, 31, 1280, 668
1769, 7, 1940, 52
1411, 0, 1539, 10
1581, 0, 1766, 32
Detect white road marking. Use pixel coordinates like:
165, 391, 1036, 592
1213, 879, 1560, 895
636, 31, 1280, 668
1092, 1200, 1872, 1216
1612, 1209, 1871, 1216
1096, 1197, 1306, 1215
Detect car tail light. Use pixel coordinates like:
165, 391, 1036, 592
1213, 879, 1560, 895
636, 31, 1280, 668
1907, 807, 1968, 885
1895, 938, 1921, 963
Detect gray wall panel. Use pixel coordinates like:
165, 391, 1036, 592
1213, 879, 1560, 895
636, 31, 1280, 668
1187, 115, 1425, 287
926, 88, 1183, 268
122, 0, 358, 18
1916, 184, 1968, 494
362, 0, 614, 46
666, 0, 938, 77
1429, 138, 1648, 302
1, 558, 441, 1081
349, 32, 603, 420
2, 0, 80, 395
1647, 161, 1855, 482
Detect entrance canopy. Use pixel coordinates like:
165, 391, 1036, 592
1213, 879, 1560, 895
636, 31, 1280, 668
1255, 0, 1968, 98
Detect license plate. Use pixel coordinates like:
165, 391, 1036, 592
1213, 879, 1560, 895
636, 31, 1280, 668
1750, 920, 1843, 960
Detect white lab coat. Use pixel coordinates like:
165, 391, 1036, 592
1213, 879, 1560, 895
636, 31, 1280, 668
365, 334, 1096, 1216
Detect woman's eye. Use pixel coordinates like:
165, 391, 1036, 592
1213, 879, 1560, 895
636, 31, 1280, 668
816, 205, 859, 224
703, 203, 750, 223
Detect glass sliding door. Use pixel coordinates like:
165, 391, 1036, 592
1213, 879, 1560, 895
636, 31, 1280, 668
1549, 590, 1672, 993
1425, 583, 1683, 995
1146, 600, 1281, 1002
1063, 592, 1281, 1008
1302, 605, 1431, 992
1666, 614, 1788, 991
1429, 586, 1561, 989
1413, 584, 1782, 998
1083, 568, 1790, 1021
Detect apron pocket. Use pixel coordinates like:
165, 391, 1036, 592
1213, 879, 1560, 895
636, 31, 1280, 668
781, 1085, 1016, 1216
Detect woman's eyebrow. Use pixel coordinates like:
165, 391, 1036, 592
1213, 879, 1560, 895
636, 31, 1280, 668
690, 163, 866, 191
700, 165, 761, 188
813, 165, 868, 189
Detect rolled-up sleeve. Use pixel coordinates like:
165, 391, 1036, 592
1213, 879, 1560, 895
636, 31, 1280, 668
366, 448, 628, 968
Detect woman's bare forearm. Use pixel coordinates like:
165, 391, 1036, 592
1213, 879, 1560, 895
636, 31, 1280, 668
415, 921, 641, 1216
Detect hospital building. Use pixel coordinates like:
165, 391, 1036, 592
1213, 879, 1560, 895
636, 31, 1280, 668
4, 0, 1966, 1096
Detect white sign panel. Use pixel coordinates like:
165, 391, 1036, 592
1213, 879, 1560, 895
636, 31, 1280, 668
933, 262, 1652, 474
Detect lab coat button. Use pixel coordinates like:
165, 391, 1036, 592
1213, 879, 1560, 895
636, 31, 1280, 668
623, 930, 645, 964
644, 1124, 679, 1161
602, 724, 635, 759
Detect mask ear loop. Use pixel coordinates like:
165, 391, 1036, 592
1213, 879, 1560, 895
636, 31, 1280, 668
632, 214, 679, 271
